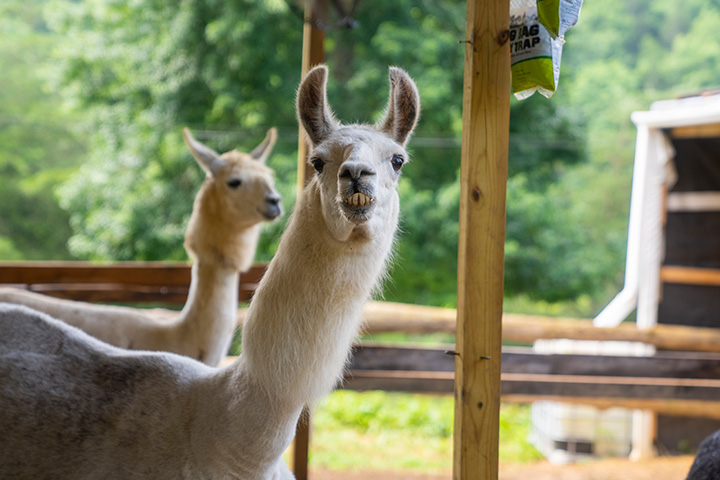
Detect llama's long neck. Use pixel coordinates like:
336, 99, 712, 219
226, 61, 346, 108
175, 183, 262, 365
240, 179, 397, 408
175, 261, 239, 366
188, 179, 399, 478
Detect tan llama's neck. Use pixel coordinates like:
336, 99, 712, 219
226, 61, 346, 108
171, 179, 261, 365
174, 261, 239, 366
239, 179, 398, 409
185, 180, 262, 272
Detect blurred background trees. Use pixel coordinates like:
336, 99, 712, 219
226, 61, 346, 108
4, 0, 720, 315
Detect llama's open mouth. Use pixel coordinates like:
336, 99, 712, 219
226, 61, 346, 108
342, 192, 375, 222
345, 193, 374, 207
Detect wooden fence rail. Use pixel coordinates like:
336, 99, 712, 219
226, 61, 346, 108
0, 261, 266, 304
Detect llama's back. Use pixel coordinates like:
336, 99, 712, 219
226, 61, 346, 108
0, 303, 212, 479
0, 287, 165, 348
686, 429, 720, 480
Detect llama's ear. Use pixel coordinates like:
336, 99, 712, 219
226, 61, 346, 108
183, 128, 225, 176
297, 65, 337, 146
378, 67, 420, 147
249, 127, 278, 164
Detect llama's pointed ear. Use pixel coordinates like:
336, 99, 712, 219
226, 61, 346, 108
378, 67, 420, 147
249, 127, 278, 164
297, 65, 337, 146
183, 128, 225, 176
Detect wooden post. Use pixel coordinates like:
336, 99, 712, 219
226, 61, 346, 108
297, 0, 326, 191
453, 0, 511, 479
293, 2, 326, 479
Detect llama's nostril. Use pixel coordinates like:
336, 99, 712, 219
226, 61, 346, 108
339, 162, 376, 181
266, 194, 281, 206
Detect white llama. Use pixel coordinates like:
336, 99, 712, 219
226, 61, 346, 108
0, 65, 420, 479
0, 128, 281, 366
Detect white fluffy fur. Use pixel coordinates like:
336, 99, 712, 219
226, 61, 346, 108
0, 128, 281, 366
0, 65, 419, 479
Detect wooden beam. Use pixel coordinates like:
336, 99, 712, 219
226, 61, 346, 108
0, 261, 193, 286
296, 0, 326, 192
223, 346, 720, 418
660, 265, 720, 287
0, 262, 266, 305
500, 373, 720, 401
671, 122, 720, 139
501, 396, 720, 420
454, 0, 511, 478
356, 301, 720, 353
0, 262, 267, 286
349, 345, 720, 380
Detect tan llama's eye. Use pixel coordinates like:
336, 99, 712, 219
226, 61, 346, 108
391, 154, 405, 172
227, 178, 242, 189
311, 157, 325, 174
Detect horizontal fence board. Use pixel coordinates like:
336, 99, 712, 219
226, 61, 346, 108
221, 344, 720, 416
358, 301, 720, 353
0, 261, 266, 286
340, 346, 720, 409
500, 373, 720, 402
350, 345, 720, 379
0, 262, 266, 305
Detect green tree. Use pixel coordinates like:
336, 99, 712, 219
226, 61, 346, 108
47, 0, 304, 261
0, 0, 85, 260
48, 0, 594, 308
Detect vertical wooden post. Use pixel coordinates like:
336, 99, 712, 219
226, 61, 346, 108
292, 412, 311, 480
293, 2, 326, 480
297, 0, 326, 191
453, 0, 511, 479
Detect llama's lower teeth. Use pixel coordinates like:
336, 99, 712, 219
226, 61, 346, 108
346, 193, 373, 207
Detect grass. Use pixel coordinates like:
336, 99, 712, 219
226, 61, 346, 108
306, 390, 543, 473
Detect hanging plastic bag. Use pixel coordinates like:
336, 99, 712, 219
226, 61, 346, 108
509, 0, 583, 100
537, 0, 583, 38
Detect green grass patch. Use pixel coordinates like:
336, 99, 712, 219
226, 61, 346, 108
308, 390, 543, 473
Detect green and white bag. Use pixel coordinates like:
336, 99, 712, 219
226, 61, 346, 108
510, 0, 583, 100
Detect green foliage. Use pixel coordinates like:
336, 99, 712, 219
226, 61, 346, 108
7, 0, 720, 312
0, 0, 85, 260
45, 0, 303, 260
315, 390, 453, 438
310, 391, 542, 472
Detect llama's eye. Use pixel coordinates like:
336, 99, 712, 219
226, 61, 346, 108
391, 154, 405, 172
227, 178, 242, 189
311, 157, 325, 174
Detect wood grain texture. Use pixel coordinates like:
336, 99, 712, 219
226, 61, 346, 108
671, 122, 720, 139
454, 0, 511, 478
0, 262, 266, 305
296, 0, 326, 193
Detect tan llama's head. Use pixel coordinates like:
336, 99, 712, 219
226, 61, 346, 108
182, 127, 283, 226
297, 65, 420, 243
181, 127, 282, 270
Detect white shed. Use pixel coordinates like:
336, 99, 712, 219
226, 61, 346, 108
595, 92, 720, 456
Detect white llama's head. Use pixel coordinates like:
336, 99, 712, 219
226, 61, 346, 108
183, 127, 283, 226
297, 65, 420, 242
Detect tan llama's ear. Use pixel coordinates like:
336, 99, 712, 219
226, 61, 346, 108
378, 67, 420, 147
183, 128, 226, 176
297, 65, 338, 147
249, 127, 278, 164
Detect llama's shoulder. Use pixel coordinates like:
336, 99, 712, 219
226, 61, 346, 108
0, 302, 210, 385
0, 303, 213, 476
